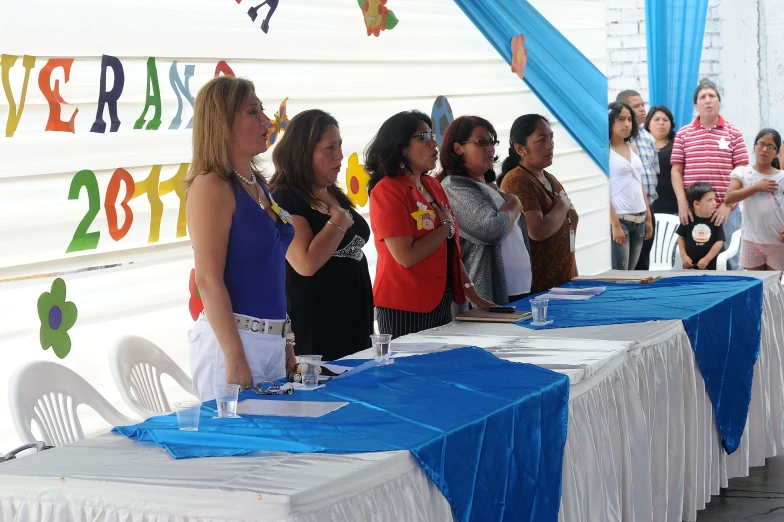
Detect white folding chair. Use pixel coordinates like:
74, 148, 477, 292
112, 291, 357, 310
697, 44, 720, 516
650, 213, 682, 270
108, 335, 194, 419
717, 230, 742, 271
8, 361, 134, 447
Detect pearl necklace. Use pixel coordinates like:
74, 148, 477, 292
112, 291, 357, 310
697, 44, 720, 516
233, 169, 265, 210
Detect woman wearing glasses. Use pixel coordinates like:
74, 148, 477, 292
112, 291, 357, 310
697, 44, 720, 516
367, 110, 495, 338
499, 114, 579, 293
438, 116, 532, 312
725, 128, 784, 270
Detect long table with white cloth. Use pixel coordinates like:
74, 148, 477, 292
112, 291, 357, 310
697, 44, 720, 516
0, 270, 781, 522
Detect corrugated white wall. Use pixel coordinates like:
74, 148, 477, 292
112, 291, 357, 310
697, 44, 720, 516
0, 0, 608, 451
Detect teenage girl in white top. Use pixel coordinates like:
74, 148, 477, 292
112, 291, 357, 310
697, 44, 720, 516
725, 128, 784, 270
609, 101, 654, 270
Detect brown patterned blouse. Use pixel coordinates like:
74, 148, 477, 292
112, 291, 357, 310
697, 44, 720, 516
500, 166, 579, 293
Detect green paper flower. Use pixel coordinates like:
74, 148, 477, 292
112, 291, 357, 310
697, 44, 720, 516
37, 278, 78, 359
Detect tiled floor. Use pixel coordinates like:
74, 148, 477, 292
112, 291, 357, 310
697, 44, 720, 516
697, 455, 784, 521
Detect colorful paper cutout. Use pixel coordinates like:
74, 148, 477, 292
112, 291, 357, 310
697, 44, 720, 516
38, 58, 78, 133
411, 201, 436, 231
359, 0, 398, 37
168, 61, 195, 130
91, 55, 125, 133
38, 278, 78, 359
134, 57, 163, 130
270, 197, 292, 224
189, 269, 203, 321
431, 96, 454, 147
247, 0, 280, 33
345, 153, 370, 207
511, 34, 528, 79
215, 60, 236, 77
1, 54, 36, 137
104, 168, 135, 241
267, 97, 289, 146
66, 169, 101, 253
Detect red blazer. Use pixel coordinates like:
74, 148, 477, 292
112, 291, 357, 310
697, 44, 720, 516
369, 174, 465, 312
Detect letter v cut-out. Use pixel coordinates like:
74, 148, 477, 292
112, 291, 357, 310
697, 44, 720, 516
1, 54, 37, 137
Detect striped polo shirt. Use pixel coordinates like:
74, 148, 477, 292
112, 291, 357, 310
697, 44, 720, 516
670, 115, 749, 205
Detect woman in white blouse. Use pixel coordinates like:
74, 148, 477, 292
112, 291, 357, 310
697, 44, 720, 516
609, 101, 653, 270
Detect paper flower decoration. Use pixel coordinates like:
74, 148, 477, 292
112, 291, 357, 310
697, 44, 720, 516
431, 96, 454, 147
37, 278, 78, 359
189, 269, 203, 321
359, 0, 399, 37
267, 97, 290, 146
345, 153, 370, 207
511, 34, 528, 79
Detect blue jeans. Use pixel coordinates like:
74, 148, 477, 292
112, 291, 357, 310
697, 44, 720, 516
611, 218, 646, 270
722, 206, 742, 270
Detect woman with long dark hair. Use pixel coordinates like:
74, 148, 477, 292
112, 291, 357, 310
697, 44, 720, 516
270, 109, 374, 360
644, 105, 678, 215
499, 114, 579, 293
438, 116, 532, 310
367, 110, 494, 338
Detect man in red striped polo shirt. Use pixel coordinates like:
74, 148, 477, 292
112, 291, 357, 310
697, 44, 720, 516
671, 79, 748, 269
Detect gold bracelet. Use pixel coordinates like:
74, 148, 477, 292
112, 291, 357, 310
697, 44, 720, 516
327, 220, 346, 233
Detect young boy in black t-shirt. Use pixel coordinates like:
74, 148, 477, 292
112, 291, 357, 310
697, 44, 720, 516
676, 182, 726, 270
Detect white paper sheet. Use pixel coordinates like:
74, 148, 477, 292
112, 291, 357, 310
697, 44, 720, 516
540, 286, 606, 300
235, 399, 347, 417
389, 342, 447, 352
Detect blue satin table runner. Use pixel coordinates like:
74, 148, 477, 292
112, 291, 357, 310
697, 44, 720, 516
511, 275, 764, 454
116, 347, 570, 522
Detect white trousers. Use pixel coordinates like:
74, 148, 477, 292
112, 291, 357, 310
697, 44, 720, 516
188, 318, 286, 401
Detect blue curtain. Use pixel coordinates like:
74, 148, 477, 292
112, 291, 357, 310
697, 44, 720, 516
646, 0, 710, 129
452, 0, 609, 175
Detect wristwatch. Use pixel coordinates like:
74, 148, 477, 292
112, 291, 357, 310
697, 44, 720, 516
442, 220, 455, 239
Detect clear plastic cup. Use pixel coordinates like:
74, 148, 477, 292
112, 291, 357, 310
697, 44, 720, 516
530, 298, 550, 326
174, 401, 202, 431
213, 384, 240, 418
370, 334, 393, 365
298, 355, 322, 389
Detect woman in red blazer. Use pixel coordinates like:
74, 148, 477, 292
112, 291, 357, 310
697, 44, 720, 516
367, 110, 494, 338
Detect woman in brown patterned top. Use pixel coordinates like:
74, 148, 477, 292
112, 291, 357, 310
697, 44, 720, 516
497, 114, 579, 293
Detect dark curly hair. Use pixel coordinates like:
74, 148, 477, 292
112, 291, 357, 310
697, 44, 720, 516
436, 115, 498, 182
365, 110, 432, 194
608, 101, 637, 142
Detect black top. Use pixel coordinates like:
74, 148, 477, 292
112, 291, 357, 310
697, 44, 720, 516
676, 216, 726, 270
653, 141, 678, 215
271, 186, 374, 361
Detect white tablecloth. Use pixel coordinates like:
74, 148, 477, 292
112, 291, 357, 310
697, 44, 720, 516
0, 271, 781, 522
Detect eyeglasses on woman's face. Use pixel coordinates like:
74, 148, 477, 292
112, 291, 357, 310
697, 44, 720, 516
460, 138, 500, 149
411, 131, 437, 142
755, 142, 779, 152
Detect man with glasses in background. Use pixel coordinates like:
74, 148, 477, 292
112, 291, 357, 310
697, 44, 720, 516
616, 90, 660, 270
671, 79, 749, 270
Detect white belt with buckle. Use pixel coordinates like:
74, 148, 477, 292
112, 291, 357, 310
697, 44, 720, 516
619, 213, 646, 224
203, 312, 289, 336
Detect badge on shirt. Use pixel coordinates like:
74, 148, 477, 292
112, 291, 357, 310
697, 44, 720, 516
692, 223, 712, 244
411, 201, 436, 230
270, 197, 292, 224
717, 137, 730, 150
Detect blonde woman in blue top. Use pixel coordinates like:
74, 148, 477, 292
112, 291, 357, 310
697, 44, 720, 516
186, 76, 296, 401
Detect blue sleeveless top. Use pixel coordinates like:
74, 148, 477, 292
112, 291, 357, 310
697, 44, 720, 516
224, 181, 294, 320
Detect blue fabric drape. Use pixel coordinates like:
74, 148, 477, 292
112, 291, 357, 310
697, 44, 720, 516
452, 0, 609, 175
646, 0, 710, 129
511, 276, 764, 454
116, 347, 570, 522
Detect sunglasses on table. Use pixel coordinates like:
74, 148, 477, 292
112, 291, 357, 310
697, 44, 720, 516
252, 381, 294, 395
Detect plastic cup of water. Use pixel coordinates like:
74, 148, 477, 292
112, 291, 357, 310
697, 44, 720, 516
530, 298, 551, 326
213, 384, 241, 418
174, 401, 202, 431
298, 355, 322, 389
370, 334, 393, 365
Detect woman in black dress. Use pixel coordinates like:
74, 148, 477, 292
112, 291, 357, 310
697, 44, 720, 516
644, 106, 678, 214
270, 109, 374, 361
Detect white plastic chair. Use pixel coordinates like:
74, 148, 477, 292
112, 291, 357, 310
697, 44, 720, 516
650, 213, 682, 270
108, 335, 194, 419
717, 230, 742, 271
8, 361, 134, 447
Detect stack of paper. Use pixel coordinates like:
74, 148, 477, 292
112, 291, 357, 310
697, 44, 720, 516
539, 286, 606, 301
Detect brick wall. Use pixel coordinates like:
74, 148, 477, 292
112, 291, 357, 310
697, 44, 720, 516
606, 0, 722, 104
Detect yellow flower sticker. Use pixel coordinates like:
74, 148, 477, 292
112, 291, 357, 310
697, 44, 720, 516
345, 153, 370, 207
270, 197, 292, 224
